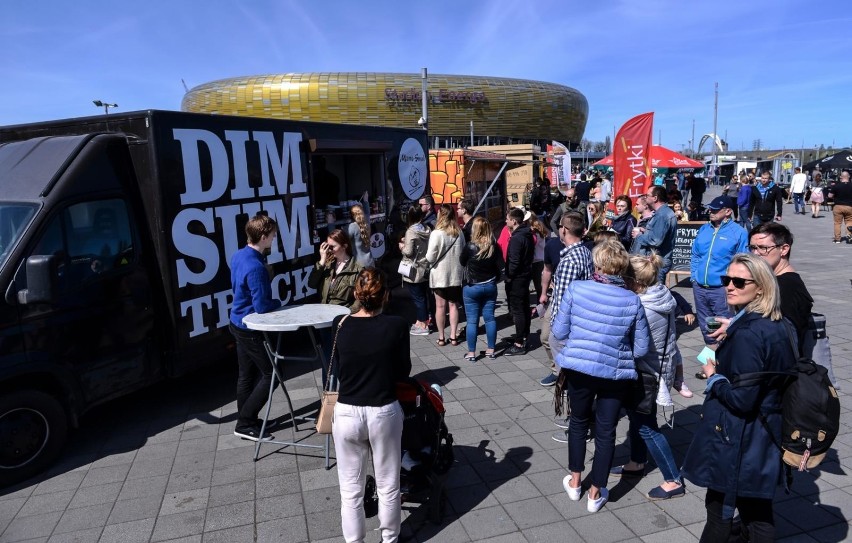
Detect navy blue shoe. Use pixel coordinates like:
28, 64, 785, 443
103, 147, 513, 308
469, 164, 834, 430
647, 484, 686, 500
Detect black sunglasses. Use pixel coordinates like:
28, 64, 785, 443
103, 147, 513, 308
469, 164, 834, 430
721, 275, 755, 289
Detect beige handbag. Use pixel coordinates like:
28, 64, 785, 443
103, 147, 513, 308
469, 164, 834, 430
316, 315, 347, 434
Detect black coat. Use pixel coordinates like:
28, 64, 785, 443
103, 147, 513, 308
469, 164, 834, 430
504, 224, 534, 281
681, 311, 796, 504
610, 212, 637, 250
749, 184, 784, 220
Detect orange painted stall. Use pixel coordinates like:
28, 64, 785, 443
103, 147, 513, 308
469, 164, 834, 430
428, 148, 509, 224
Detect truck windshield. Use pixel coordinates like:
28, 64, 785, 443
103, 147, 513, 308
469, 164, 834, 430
0, 203, 37, 270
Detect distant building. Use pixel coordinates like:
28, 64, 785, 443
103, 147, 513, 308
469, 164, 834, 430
181, 72, 588, 149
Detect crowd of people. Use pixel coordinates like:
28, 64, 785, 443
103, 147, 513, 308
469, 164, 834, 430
228, 164, 844, 541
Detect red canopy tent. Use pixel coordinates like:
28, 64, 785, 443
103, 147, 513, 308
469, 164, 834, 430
592, 145, 704, 173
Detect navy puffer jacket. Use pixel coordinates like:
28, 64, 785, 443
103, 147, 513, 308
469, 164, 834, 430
681, 311, 796, 506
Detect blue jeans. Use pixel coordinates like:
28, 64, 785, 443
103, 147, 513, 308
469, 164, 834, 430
405, 281, 430, 323
565, 369, 630, 489
738, 205, 751, 230
692, 284, 732, 345
752, 215, 772, 228
462, 281, 498, 352
792, 192, 805, 214
626, 409, 681, 483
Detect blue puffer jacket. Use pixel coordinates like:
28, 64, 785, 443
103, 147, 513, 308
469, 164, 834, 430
681, 311, 796, 510
552, 280, 651, 380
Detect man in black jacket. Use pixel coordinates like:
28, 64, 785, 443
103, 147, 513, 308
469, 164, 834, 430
504, 207, 535, 355
748, 171, 784, 227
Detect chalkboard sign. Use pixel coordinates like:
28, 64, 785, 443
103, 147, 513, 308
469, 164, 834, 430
671, 221, 703, 272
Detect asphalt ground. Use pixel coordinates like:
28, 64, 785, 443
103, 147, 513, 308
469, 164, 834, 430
1, 185, 851, 542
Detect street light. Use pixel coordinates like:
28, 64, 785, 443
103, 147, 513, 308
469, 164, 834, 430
92, 100, 118, 115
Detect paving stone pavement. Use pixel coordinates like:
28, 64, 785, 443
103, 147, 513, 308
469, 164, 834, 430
2, 186, 851, 542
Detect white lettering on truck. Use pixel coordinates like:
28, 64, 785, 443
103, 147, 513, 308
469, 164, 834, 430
171, 128, 315, 339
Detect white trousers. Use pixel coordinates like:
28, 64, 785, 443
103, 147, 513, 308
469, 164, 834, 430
333, 401, 404, 543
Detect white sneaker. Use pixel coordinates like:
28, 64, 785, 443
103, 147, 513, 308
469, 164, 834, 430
562, 475, 582, 501
656, 384, 674, 407
587, 487, 608, 513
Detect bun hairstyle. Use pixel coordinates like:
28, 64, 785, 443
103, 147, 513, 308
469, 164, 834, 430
354, 267, 388, 312
629, 252, 663, 292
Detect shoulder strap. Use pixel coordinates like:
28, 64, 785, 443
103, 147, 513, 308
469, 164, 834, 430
325, 314, 349, 392
433, 233, 458, 265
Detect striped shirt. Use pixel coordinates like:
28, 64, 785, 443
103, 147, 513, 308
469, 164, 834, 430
549, 241, 594, 324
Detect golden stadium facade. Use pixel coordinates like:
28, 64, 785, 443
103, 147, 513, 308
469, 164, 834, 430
181, 72, 588, 147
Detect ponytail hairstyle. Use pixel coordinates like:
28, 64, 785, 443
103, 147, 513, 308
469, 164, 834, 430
350, 204, 370, 248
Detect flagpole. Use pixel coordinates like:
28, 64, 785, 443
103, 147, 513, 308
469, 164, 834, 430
712, 82, 719, 186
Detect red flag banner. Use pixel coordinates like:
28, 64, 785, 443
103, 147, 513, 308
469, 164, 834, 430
612, 112, 654, 210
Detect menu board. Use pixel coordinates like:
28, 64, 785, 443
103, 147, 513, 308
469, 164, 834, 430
671, 221, 703, 272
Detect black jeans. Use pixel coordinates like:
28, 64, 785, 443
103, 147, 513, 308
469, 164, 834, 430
505, 277, 531, 343
700, 489, 774, 543
230, 323, 275, 430
565, 369, 629, 489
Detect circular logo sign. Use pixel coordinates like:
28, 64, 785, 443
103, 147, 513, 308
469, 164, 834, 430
398, 138, 428, 200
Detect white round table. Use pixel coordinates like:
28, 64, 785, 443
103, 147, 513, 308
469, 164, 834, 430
242, 304, 351, 466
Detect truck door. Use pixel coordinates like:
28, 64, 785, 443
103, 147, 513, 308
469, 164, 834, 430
17, 197, 156, 405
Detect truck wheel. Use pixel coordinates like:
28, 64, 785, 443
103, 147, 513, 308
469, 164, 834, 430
0, 390, 68, 487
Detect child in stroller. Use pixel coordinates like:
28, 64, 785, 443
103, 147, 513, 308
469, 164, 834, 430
364, 377, 454, 524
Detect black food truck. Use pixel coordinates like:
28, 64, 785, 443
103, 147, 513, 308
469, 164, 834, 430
0, 110, 429, 485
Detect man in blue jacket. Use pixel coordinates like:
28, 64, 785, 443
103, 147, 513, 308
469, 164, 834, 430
632, 186, 678, 283
229, 214, 283, 441
690, 196, 748, 350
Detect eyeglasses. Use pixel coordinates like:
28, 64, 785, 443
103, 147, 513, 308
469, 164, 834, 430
721, 275, 756, 289
748, 244, 781, 255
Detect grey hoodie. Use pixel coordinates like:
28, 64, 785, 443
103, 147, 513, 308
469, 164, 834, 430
636, 283, 679, 384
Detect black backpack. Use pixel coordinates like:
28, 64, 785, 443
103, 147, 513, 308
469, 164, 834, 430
752, 326, 841, 472
777, 358, 840, 470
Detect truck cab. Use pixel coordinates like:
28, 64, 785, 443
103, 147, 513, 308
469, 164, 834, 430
0, 134, 161, 485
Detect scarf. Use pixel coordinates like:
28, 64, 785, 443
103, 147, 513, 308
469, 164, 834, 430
756, 180, 775, 198
592, 272, 628, 289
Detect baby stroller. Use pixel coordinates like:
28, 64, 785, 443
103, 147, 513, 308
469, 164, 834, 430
364, 377, 454, 524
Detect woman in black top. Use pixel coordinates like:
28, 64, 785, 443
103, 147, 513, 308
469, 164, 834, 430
610, 195, 637, 250
459, 217, 503, 361
331, 268, 411, 542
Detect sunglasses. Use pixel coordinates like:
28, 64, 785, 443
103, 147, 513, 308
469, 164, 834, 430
721, 275, 756, 289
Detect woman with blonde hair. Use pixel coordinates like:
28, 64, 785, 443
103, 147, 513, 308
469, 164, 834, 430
348, 204, 374, 267
552, 240, 650, 513
611, 252, 685, 500
460, 217, 503, 361
426, 204, 466, 346
682, 253, 796, 542
585, 201, 607, 239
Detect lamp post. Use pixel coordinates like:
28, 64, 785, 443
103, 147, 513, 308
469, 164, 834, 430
92, 100, 118, 115
418, 68, 428, 131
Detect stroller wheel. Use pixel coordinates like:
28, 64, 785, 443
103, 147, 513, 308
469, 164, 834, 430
364, 475, 378, 518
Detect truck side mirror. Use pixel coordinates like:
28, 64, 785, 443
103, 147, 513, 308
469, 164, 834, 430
17, 255, 58, 305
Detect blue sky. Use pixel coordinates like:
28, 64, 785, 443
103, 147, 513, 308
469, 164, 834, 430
2, 0, 850, 152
